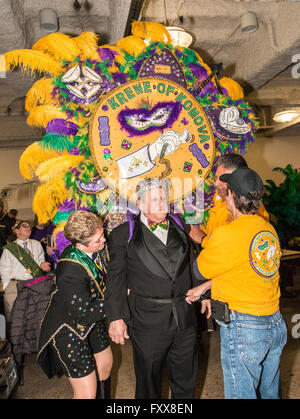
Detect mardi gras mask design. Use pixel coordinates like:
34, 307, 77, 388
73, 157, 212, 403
61, 65, 103, 102
117, 101, 182, 136
219, 106, 251, 134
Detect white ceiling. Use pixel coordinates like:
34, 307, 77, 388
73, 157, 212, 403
0, 0, 300, 148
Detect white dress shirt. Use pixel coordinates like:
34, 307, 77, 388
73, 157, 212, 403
140, 212, 169, 245
0, 239, 45, 290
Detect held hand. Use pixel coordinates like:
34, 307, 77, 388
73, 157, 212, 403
201, 299, 211, 319
40, 261, 51, 272
108, 319, 130, 345
189, 225, 206, 244
185, 282, 211, 304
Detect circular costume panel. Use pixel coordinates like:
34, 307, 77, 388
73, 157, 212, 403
89, 77, 215, 203
249, 230, 281, 278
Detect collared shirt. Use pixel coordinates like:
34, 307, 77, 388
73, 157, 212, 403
0, 239, 45, 290
140, 212, 169, 245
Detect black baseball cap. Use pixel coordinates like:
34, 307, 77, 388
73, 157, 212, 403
220, 167, 263, 199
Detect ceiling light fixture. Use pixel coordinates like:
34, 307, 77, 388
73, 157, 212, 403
273, 110, 300, 123
39, 8, 59, 33
166, 27, 193, 48
241, 11, 258, 33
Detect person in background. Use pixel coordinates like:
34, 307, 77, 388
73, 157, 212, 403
38, 211, 112, 399
0, 220, 52, 385
0, 209, 18, 256
186, 168, 287, 399
30, 219, 55, 244
30, 219, 56, 268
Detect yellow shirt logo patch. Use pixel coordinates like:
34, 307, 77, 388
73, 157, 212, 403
249, 230, 281, 278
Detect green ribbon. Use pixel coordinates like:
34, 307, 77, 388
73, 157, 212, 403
4, 242, 44, 278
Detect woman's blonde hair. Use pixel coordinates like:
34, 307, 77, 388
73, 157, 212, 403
64, 210, 103, 246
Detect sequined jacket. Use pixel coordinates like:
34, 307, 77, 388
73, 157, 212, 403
37, 246, 106, 376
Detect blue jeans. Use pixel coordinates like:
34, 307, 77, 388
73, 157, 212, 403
217, 310, 287, 399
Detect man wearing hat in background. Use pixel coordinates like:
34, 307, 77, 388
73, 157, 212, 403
0, 220, 52, 385
186, 167, 287, 399
188, 154, 270, 309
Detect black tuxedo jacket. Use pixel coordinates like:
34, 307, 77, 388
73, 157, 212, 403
105, 215, 197, 331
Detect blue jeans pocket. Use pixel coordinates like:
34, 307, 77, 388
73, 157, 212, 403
236, 322, 272, 364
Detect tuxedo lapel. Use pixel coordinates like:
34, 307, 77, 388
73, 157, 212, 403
167, 217, 189, 279
135, 221, 171, 279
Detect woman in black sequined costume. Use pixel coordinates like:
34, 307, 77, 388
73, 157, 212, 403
38, 211, 112, 399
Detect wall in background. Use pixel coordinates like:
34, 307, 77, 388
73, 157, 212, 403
245, 135, 300, 184
0, 147, 35, 220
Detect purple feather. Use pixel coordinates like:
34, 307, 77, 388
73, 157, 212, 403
118, 101, 183, 137
112, 72, 129, 85
69, 147, 80, 155
46, 119, 79, 135
188, 63, 209, 80
57, 199, 90, 213
55, 230, 70, 255
97, 48, 119, 63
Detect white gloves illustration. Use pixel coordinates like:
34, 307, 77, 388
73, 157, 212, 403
148, 129, 192, 162
116, 129, 192, 179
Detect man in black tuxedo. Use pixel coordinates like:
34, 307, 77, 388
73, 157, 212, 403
105, 178, 198, 399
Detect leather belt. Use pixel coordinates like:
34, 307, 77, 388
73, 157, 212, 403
136, 295, 186, 304
134, 294, 186, 328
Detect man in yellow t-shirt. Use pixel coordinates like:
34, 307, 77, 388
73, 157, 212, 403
189, 154, 269, 247
186, 167, 287, 399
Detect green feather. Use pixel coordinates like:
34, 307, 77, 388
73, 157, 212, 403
40, 133, 80, 152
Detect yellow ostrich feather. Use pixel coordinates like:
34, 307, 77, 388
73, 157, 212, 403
25, 78, 55, 112
3, 50, 63, 76
98, 44, 126, 66
116, 36, 146, 57
35, 155, 84, 183
131, 21, 171, 44
219, 77, 244, 100
73, 32, 99, 60
19, 142, 67, 180
32, 33, 81, 62
26, 105, 74, 128
33, 177, 69, 224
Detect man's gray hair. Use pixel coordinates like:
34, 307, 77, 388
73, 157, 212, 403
135, 177, 170, 201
